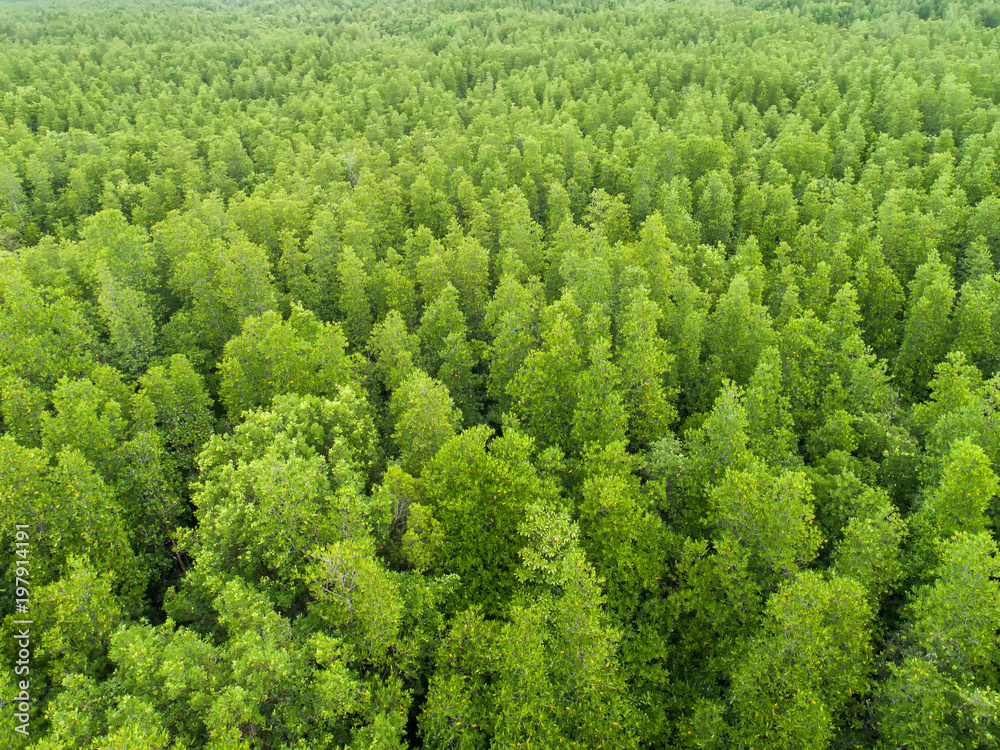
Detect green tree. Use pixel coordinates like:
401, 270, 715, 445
918, 437, 998, 540
41, 371, 129, 483
616, 284, 676, 446
97, 276, 157, 373
367, 310, 420, 393
208, 129, 254, 198
911, 352, 1000, 476
441, 229, 491, 337
338, 246, 373, 349
414, 425, 557, 614
159, 217, 276, 367
390, 370, 460, 475
730, 572, 873, 750
484, 274, 543, 416
33, 557, 124, 683
706, 273, 776, 390
585, 187, 634, 246
423, 497, 636, 749
572, 312, 628, 450
695, 170, 735, 247
218, 304, 356, 419
953, 268, 1000, 376
134, 354, 213, 474
909, 437, 999, 577
0, 269, 97, 388
744, 345, 797, 467
707, 463, 823, 592
895, 250, 956, 401
417, 283, 468, 376
497, 188, 545, 281
831, 494, 908, 605
877, 657, 1000, 750
577, 442, 666, 621
853, 242, 905, 359
878, 532, 1000, 749
175, 392, 379, 606
437, 330, 482, 424
368, 248, 419, 327
509, 301, 582, 452
908, 531, 1000, 686
0, 374, 48, 447
0, 438, 141, 602
684, 381, 753, 509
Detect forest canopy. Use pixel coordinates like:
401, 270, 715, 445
2, 0, 1000, 747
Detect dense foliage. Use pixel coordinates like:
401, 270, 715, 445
2, 0, 1000, 746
